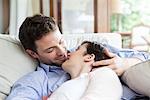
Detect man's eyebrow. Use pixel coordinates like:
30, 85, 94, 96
44, 37, 63, 52
59, 37, 64, 43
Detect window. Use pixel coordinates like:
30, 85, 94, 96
0, 0, 9, 34
62, 0, 94, 34
43, 0, 111, 34
111, 0, 150, 32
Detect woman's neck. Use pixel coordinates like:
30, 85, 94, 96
70, 66, 81, 79
70, 65, 91, 79
80, 64, 91, 75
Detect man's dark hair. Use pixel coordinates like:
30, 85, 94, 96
19, 14, 57, 52
81, 41, 110, 61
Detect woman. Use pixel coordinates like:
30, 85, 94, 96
48, 41, 122, 100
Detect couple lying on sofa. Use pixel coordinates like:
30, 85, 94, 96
7, 14, 150, 100
48, 41, 122, 100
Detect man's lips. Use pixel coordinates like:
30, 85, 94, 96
65, 58, 69, 61
57, 55, 67, 61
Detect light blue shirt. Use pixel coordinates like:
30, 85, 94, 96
7, 64, 70, 100
7, 45, 150, 100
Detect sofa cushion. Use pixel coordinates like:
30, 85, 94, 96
63, 33, 122, 50
0, 93, 6, 100
122, 60, 150, 97
0, 34, 37, 98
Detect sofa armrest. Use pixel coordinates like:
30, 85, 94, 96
0, 34, 37, 99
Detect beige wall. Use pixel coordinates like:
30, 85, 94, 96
97, 0, 111, 32
3, 0, 9, 33
0, 0, 2, 33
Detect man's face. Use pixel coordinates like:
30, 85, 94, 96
34, 29, 67, 65
62, 43, 88, 73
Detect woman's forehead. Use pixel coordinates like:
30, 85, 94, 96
78, 43, 88, 51
80, 43, 88, 48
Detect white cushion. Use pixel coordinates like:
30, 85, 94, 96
0, 34, 37, 98
64, 33, 122, 50
0, 93, 6, 100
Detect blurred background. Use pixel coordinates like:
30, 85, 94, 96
0, 0, 150, 51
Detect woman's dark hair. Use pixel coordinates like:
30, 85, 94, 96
19, 14, 57, 52
81, 41, 110, 61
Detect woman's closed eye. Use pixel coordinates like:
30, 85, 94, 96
76, 47, 80, 51
76, 45, 83, 51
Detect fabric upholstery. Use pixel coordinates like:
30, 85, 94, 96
64, 33, 122, 49
122, 60, 150, 97
0, 34, 37, 99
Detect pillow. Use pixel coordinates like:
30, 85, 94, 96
63, 33, 122, 50
121, 60, 150, 97
0, 34, 37, 99
0, 93, 6, 100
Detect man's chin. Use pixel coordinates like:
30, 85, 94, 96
43, 59, 66, 67
50, 63, 61, 67
58, 60, 66, 66
59, 58, 67, 63
52, 60, 66, 67
42, 61, 63, 67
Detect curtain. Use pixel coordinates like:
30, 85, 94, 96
42, 0, 50, 17
9, 0, 33, 37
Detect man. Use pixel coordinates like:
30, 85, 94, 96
7, 14, 150, 100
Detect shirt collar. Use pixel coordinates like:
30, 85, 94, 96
38, 63, 63, 73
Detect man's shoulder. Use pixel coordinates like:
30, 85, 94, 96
14, 69, 47, 85
7, 70, 49, 99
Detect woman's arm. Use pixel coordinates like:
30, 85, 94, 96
92, 48, 150, 76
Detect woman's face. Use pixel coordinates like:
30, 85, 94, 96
62, 43, 88, 73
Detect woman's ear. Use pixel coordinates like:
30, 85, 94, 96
26, 49, 39, 59
84, 54, 95, 62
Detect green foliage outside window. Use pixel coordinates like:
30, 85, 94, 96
111, 0, 150, 32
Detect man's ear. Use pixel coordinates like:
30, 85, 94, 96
26, 49, 39, 59
84, 54, 95, 62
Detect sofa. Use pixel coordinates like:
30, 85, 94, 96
0, 33, 122, 99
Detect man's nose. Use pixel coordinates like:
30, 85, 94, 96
57, 45, 66, 56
